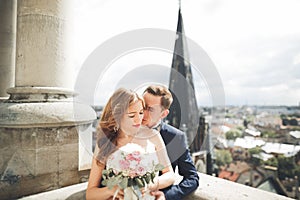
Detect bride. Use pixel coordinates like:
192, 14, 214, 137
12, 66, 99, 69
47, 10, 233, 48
86, 88, 175, 200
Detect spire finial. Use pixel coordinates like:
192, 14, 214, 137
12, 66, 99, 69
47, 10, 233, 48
179, 0, 181, 10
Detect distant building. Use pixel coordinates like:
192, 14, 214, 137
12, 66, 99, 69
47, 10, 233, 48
256, 166, 289, 197
244, 128, 261, 137
257, 177, 288, 197
234, 137, 265, 149
261, 142, 300, 157
218, 161, 264, 187
167, 8, 199, 153
288, 131, 300, 145
289, 131, 300, 139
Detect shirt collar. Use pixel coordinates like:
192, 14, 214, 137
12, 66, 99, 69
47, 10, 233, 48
152, 120, 162, 131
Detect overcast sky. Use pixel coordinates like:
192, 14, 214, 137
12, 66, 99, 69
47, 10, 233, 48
71, 0, 300, 107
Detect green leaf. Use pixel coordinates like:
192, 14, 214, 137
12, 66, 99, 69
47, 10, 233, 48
101, 179, 108, 186
109, 169, 115, 177
155, 164, 164, 171
144, 173, 151, 184
107, 177, 119, 189
118, 177, 128, 189
134, 177, 145, 188
102, 169, 108, 176
127, 178, 133, 187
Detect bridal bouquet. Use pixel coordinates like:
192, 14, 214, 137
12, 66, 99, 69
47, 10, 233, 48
102, 143, 164, 200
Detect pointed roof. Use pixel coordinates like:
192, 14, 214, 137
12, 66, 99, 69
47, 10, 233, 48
170, 9, 196, 90
167, 8, 199, 152
257, 177, 288, 197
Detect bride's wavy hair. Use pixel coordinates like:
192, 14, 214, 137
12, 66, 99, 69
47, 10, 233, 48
96, 88, 144, 165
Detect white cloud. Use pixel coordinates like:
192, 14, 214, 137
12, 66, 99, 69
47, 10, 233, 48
72, 0, 300, 106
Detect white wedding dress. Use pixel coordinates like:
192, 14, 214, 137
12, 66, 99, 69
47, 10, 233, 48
106, 141, 159, 200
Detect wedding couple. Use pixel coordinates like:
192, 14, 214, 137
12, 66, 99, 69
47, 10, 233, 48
86, 85, 199, 200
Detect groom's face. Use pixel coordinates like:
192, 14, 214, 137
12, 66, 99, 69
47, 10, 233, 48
142, 92, 164, 128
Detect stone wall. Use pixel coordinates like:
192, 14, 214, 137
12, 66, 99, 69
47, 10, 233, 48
0, 126, 90, 199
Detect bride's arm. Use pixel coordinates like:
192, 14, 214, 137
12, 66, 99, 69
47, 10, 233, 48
149, 130, 175, 190
86, 158, 123, 200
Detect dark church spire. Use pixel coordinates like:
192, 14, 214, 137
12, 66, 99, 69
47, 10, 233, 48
167, 7, 199, 152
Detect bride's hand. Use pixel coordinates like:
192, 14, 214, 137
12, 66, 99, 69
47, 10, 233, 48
150, 191, 165, 200
147, 179, 159, 191
140, 187, 146, 197
111, 186, 124, 200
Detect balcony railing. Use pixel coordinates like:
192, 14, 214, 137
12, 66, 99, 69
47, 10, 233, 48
19, 173, 293, 200
186, 173, 293, 200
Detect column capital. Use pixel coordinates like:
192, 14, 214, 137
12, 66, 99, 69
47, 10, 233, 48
0, 101, 96, 128
7, 86, 77, 102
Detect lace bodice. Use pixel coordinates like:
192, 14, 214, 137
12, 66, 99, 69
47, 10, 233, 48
106, 142, 159, 176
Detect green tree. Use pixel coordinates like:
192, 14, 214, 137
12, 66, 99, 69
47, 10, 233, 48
225, 129, 242, 140
261, 130, 277, 138
277, 155, 299, 180
250, 156, 263, 166
280, 114, 286, 119
215, 149, 233, 167
248, 146, 262, 155
236, 125, 245, 132
264, 157, 278, 167
248, 147, 263, 166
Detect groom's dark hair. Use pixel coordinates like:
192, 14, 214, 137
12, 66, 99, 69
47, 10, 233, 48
143, 85, 173, 110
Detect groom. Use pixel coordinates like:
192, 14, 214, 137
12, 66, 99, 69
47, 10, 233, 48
142, 85, 199, 200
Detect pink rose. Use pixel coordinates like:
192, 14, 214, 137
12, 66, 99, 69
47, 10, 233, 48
132, 151, 140, 158
126, 153, 135, 161
126, 151, 142, 162
136, 166, 146, 176
119, 160, 130, 170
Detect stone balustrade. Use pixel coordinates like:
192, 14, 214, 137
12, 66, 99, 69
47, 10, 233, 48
19, 172, 293, 200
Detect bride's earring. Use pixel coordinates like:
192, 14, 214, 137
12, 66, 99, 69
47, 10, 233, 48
114, 125, 119, 132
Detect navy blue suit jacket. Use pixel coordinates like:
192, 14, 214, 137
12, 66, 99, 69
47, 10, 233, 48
160, 123, 199, 200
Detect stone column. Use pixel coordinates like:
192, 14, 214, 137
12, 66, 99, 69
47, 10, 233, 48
8, 0, 74, 101
0, 0, 17, 100
0, 1, 96, 199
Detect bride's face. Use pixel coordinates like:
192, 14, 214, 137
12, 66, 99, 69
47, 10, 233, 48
119, 100, 144, 136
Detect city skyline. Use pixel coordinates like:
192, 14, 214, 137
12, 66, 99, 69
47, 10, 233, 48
72, 0, 300, 107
